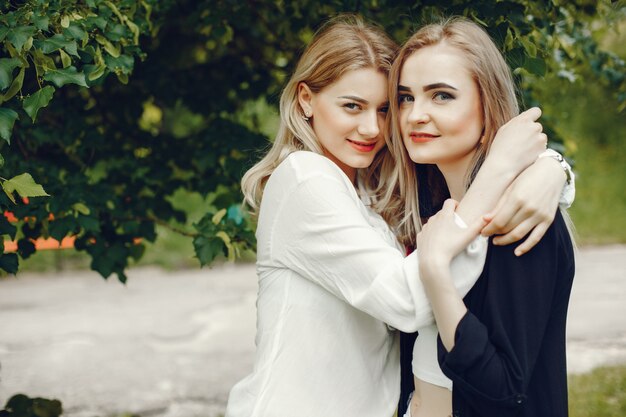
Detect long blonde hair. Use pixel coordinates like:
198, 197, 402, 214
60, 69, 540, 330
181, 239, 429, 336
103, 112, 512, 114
241, 15, 398, 213
382, 17, 520, 247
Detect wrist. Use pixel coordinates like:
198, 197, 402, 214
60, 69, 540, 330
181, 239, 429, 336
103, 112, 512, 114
420, 256, 452, 280
480, 154, 519, 183
538, 149, 572, 185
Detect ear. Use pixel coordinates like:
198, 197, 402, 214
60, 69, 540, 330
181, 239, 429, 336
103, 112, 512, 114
297, 82, 314, 117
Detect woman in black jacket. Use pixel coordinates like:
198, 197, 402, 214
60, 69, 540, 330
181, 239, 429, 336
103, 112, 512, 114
387, 17, 575, 417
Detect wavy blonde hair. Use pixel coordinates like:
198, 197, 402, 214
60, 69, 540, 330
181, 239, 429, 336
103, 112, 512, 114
381, 17, 519, 248
241, 15, 398, 213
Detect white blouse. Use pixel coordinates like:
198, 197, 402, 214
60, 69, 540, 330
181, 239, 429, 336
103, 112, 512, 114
225, 151, 488, 417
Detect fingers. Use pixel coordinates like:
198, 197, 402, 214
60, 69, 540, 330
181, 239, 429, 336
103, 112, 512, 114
467, 214, 489, 237
520, 106, 542, 122
513, 221, 551, 256
481, 199, 520, 237
442, 198, 459, 212
492, 218, 534, 246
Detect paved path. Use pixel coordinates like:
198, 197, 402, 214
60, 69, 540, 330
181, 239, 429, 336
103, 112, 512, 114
0, 245, 625, 417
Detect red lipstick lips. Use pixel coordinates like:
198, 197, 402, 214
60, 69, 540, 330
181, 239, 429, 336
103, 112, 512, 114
409, 132, 439, 143
347, 138, 377, 152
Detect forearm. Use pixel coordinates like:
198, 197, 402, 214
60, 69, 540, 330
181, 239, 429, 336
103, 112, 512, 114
456, 157, 517, 225
420, 261, 467, 351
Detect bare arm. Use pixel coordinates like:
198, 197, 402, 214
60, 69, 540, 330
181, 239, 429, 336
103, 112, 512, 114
457, 108, 573, 255
456, 108, 546, 227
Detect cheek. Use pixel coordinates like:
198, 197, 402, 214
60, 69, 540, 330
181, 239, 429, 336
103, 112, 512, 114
398, 107, 410, 135
448, 103, 482, 139
317, 109, 350, 138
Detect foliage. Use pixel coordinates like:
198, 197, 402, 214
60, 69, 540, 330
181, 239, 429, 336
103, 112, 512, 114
0, 0, 624, 281
530, 17, 626, 244
0, 394, 62, 417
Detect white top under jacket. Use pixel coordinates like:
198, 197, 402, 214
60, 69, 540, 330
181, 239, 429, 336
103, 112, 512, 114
225, 151, 488, 417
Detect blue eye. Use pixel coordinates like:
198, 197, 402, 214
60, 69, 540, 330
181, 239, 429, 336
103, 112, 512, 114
343, 102, 362, 111
398, 94, 414, 104
433, 91, 454, 101
379, 105, 389, 114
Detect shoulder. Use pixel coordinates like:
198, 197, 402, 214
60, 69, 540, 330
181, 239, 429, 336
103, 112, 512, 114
486, 210, 574, 274
271, 151, 352, 189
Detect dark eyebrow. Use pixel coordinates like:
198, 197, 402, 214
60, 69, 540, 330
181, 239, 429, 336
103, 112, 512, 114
423, 82, 458, 92
398, 85, 411, 92
338, 95, 369, 105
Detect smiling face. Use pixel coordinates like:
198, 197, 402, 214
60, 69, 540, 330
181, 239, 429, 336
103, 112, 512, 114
298, 67, 389, 182
398, 43, 484, 180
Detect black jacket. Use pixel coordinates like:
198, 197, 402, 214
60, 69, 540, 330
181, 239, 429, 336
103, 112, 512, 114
438, 210, 575, 417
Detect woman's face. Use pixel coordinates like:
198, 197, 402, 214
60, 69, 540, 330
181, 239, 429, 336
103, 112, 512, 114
398, 43, 483, 174
300, 68, 389, 182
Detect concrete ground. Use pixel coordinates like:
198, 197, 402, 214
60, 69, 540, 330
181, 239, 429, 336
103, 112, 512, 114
0, 245, 625, 417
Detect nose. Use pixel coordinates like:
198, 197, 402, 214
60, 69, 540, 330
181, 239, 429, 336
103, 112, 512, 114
357, 110, 381, 138
407, 101, 430, 124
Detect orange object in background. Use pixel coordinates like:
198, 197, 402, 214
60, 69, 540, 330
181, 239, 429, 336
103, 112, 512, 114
3, 236, 77, 253
3, 202, 75, 253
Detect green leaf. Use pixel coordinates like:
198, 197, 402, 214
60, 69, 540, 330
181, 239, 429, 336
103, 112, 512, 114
72, 202, 91, 215
64, 23, 88, 43
525, 57, 547, 77
0, 215, 17, 240
193, 235, 225, 266
6, 26, 37, 51
96, 34, 121, 58
0, 253, 19, 274
129, 243, 145, 260
0, 66, 25, 103
41, 34, 79, 57
17, 238, 36, 260
0, 27, 8, 43
77, 215, 100, 232
520, 37, 538, 58
0, 58, 22, 90
23, 85, 55, 122
49, 216, 76, 241
212, 208, 227, 224
32, 49, 57, 78
86, 63, 107, 81
32, 14, 50, 31
3, 173, 50, 199
31, 397, 63, 417
116, 72, 128, 84
105, 54, 134, 74
43, 66, 88, 87
59, 49, 72, 68
0, 107, 18, 144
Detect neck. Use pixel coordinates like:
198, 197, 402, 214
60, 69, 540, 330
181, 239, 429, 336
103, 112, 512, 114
437, 154, 475, 201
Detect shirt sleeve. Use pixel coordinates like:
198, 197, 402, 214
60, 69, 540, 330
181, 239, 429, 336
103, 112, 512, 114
436, 211, 574, 416
268, 166, 487, 333
543, 148, 576, 209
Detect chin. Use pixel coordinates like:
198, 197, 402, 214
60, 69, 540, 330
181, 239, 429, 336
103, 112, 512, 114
406, 151, 430, 164
347, 155, 376, 169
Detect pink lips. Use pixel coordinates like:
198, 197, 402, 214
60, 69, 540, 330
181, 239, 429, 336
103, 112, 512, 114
347, 139, 377, 152
409, 132, 439, 143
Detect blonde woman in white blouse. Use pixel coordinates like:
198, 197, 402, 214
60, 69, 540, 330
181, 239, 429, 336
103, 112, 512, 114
225, 15, 574, 417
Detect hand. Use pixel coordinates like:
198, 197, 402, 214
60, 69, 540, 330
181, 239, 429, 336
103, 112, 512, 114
480, 157, 565, 256
417, 199, 487, 272
487, 107, 547, 177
